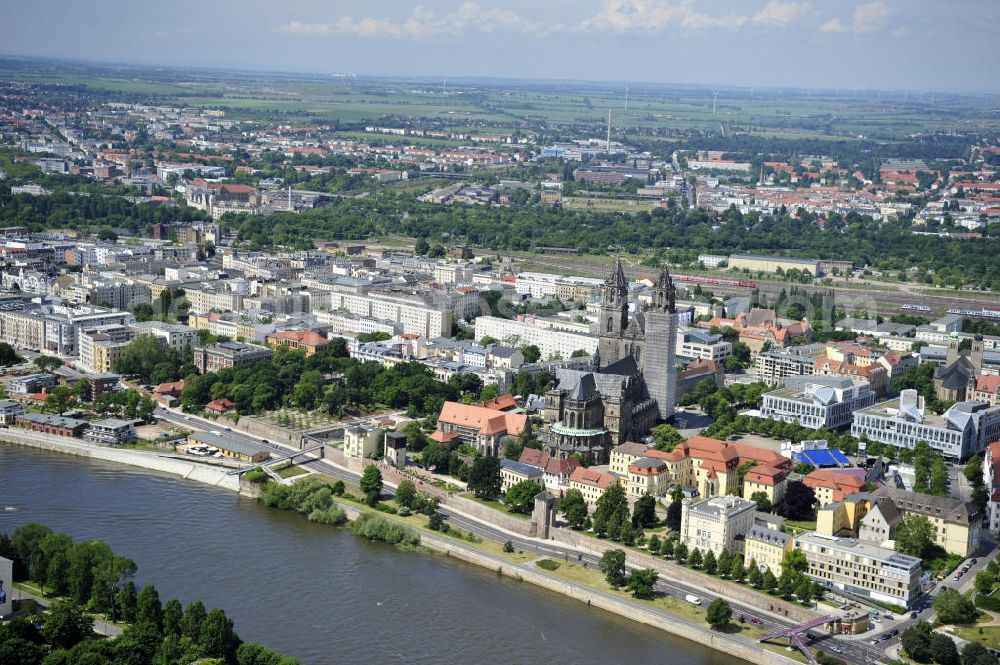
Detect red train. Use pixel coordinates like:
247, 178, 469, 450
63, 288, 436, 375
673, 274, 756, 289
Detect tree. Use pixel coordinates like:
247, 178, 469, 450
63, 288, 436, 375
795, 577, 813, 605
200, 608, 241, 660
163, 598, 183, 637
0, 341, 22, 366
594, 483, 628, 529
749, 491, 772, 513
652, 424, 683, 452
763, 569, 778, 593
237, 642, 300, 665
115, 622, 163, 665
933, 588, 978, 625
730, 556, 746, 584
778, 570, 797, 599
965, 454, 984, 484
41, 600, 94, 649
674, 541, 688, 563
660, 537, 675, 559
600, 549, 627, 588
558, 488, 588, 529
395, 480, 417, 509
930, 632, 961, 665
505, 480, 543, 513
626, 569, 659, 599
901, 622, 934, 663
631, 494, 657, 529
468, 457, 501, 498
961, 642, 997, 665
688, 547, 703, 569
717, 549, 732, 577
520, 345, 541, 363
181, 600, 207, 641
703, 549, 717, 575
44, 386, 75, 415
116, 581, 138, 624
403, 421, 428, 453
34, 355, 63, 372
782, 549, 808, 573
747, 562, 762, 588
895, 514, 936, 559
421, 442, 450, 471
666, 498, 683, 531
706, 598, 732, 631
136, 583, 163, 631
648, 534, 661, 555
776, 481, 816, 519
360, 465, 383, 506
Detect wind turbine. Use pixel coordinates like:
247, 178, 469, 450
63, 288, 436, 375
712, 90, 719, 116
624, 86, 629, 112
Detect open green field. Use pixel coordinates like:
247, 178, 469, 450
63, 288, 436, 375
4, 57, 999, 141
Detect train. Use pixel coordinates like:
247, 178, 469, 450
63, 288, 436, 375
673, 274, 756, 289
947, 307, 1000, 320
900, 304, 932, 313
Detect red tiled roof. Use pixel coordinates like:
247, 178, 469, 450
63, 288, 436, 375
205, 398, 235, 412
267, 330, 328, 347
570, 467, 616, 489
803, 468, 866, 502
437, 401, 527, 437
478, 393, 517, 412
519, 447, 550, 469
153, 380, 185, 395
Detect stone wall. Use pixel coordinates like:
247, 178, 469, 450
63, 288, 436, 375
235, 416, 305, 448
2, 430, 240, 492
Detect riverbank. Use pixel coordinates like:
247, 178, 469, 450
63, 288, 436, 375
4, 435, 798, 665
0, 429, 239, 491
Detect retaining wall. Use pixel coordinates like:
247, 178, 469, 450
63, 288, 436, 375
2, 430, 239, 492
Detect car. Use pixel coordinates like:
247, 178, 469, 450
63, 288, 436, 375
972, 559, 978, 565
872, 616, 882, 623
911, 612, 918, 619
870, 638, 881, 645
954, 575, 961, 581
750, 618, 762, 625
830, 647, 843, 654
888, 629, 899, 638
884, 614, 894, 620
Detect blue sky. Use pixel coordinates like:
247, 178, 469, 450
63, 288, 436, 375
6, 1, 999, 93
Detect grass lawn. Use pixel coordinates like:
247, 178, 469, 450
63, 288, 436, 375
462, 493, 530, 520
277, 464, 308, 479
14, 581, 130, 629
784, 519, 817, 536
951, 624, 1000, 650
923, 551, 964, 580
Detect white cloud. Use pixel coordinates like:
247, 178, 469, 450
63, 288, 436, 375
578, 0, 748, 32
820, 1, 894, 34
752, 1, 811, 26
277, 3, 542, 40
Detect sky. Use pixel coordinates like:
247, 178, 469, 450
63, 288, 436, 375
5, 0, 999, 93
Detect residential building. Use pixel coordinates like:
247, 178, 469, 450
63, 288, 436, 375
475, 315, 598, 360
804, 468, 868, 507
500, 459, 545, 494
679, 495, 757, 556
518, 448, 580, 491
794, 531, 922, 608
9, 373, 58, 396
873, 485, 981, 557
851, 389, 1000, 460
266, 329, 329, 356
435, 401, 528, 457
753, 344, 825, 385
610, 441, 650, 476
676, 328, 731, 362
0, 399, 24, 424
193, 341, 273, 374
985, 441, 1000, 533
86, 418, 137, 446
744, 525, 793, 575
130, 321, 198, 352
78, 325, 134, 373
568, 467, 618, 507
627, 457, 670, 498
761, 376, 875, 430
343, 423, 383, 460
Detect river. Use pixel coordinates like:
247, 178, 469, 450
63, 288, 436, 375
0, 444, 740, 665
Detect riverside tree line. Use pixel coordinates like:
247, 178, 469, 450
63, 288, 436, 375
0, 523, 297, 665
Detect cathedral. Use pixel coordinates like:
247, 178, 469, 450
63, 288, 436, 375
540, 258, 679, 463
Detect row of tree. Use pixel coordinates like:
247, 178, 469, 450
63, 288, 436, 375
0, 523, 295, 665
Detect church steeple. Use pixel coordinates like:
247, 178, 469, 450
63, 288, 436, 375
652, 263, 676, 313
599, 256, 629, 337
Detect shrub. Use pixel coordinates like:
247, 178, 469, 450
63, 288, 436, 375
347, 513, 420, 547
537, 559, 560, 571
374, 503, 398, 515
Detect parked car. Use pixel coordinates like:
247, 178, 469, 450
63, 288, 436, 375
884, 614, 894, 620
830, 646, 843, 654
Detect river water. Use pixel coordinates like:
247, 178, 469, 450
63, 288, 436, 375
0, 444, 741, 665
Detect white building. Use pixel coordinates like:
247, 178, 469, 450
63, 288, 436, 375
679, 495, 757, 556
474, 315, 598, 360
130, 321, 198, 352
343, 423, 383, 460
761, 375, 875, 430
985, 441, 1000, 533
676, 328, 731, 362
851, 389, 1000, 460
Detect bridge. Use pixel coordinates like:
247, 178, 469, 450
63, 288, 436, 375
227, 441, 326, 476
758, 614, 838, 665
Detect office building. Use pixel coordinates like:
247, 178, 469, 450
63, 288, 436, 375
679, 495, 757, 556
761, 375, 874, 430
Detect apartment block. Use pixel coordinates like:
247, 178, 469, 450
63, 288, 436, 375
193, 341, 273, 374
474, 315, 597, 360
679, 495, 757, 557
